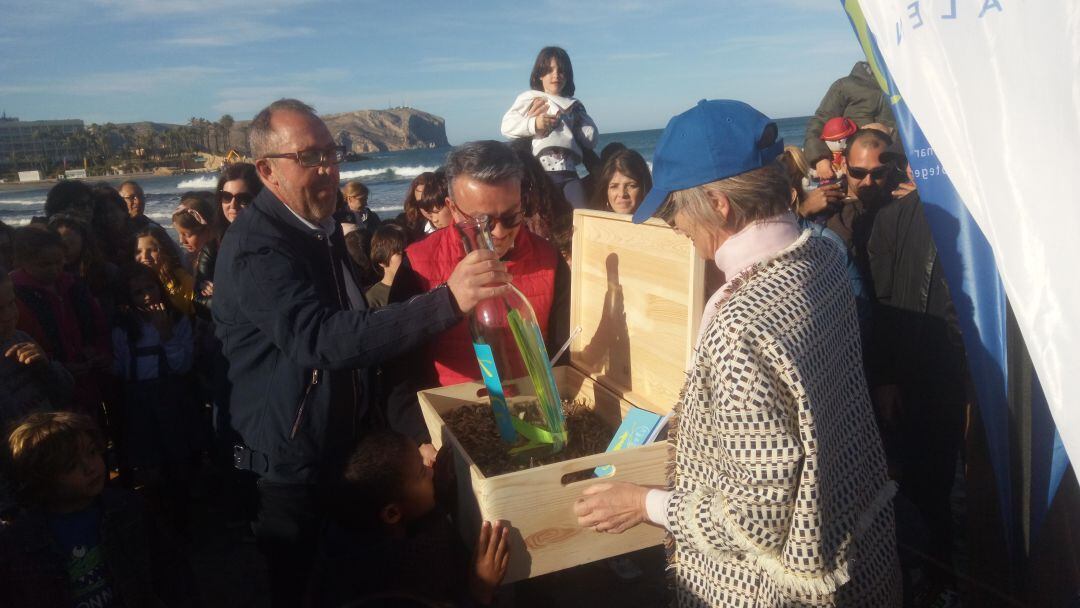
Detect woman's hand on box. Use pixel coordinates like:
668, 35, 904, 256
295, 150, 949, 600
470, 520, 510, 605
574, 482, 649, 534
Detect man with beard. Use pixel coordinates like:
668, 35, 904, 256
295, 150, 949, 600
824, 128, 902, 280
212, 99, 513, 606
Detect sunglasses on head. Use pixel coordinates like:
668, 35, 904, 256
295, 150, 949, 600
219, 191, 254, 206
847, 165, 892, 180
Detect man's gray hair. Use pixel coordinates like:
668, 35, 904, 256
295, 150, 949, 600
248, 98, 318, 159
444, 140, 523, 200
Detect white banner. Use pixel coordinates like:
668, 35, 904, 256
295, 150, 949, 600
855, 2, 1080, 471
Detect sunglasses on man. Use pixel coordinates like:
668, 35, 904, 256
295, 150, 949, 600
261, 145, 346, 168
453, 205, 525, 230
219, 191, 254, 206
846, 164, 892, 181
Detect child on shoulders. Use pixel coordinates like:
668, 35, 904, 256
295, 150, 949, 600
502, 46, 598, 208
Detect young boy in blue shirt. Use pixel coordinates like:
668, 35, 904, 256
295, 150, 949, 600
0, 411, 196, 607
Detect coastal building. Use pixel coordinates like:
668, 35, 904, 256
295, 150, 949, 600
0, 113, 85, 173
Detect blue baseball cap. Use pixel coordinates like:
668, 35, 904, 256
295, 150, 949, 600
633, 99, 784, 223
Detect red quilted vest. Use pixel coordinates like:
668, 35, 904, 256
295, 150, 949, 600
406, 226, 558, 387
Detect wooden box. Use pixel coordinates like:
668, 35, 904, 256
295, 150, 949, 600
418, 209, 705, 583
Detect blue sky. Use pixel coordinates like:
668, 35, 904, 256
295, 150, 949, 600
0, 0, 863, 143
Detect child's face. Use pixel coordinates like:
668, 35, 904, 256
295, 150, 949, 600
174, 225, 207, 254
397, 447, 436, 521
346, 192, 368, 212
55, 226, 83, 265
129, 276, 163, 309
135, 236, 165, 270
53, 434, 107, 508
420, 204, 453, 230
22, 246, 65, 285
0, 280, 19, 341
541, 57, 566, 96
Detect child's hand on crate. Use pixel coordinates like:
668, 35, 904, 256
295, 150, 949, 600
470, 520, 510, 605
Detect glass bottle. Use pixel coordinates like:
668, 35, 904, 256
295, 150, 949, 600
457, 215, 567, 454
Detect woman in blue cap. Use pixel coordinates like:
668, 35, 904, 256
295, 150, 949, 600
574, 100, 901, 607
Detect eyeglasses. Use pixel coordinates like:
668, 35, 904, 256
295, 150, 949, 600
219, 191, 254, 206
847, 165, 892, 180
454, 205, 524, 230
121, 194, 144, 202
261, 145, 346, 168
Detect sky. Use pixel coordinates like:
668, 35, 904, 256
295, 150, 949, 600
0, 0, 865, 143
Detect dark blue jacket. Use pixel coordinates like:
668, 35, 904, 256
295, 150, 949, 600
213, 189, 460, 484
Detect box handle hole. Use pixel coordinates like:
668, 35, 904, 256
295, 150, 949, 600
475, 385, 522, 399
560, 465, 615, 486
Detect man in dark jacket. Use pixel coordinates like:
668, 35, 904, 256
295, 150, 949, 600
212, 98, 511, 606
803, 61, 896, 180
867, 189, 967, 599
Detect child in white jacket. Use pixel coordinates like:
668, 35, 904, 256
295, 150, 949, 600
501, 46, 598, 208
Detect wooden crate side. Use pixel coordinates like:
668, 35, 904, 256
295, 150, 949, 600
419, 367, 670, 582
569, 209, 700, 415
476, 440, 669, 581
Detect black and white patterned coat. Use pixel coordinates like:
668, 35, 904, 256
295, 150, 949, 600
666, 231, 901, 607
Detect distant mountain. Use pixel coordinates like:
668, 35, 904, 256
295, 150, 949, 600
323, 108, 449, 153
113, 107, 449, 155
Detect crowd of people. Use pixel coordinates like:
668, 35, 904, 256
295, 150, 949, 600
0, 47, 970, 608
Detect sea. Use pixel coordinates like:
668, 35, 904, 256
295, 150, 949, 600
0, 116, 810, 230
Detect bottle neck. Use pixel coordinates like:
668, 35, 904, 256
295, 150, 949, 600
456, 216, 495, 255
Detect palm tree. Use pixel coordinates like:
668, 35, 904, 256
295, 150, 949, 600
136, 129, 157, 162
219, 114, 235, 151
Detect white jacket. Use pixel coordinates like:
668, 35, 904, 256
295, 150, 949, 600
501, 90, 598, 169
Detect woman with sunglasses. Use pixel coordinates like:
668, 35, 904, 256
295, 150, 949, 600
214, 163, 263, 237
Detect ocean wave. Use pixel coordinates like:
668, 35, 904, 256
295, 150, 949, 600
175, 175, 218, 189
0, 197, 46, 207
339, 165, 438, 181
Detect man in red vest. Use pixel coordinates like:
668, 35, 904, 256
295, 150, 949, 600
389, 141, 570, 458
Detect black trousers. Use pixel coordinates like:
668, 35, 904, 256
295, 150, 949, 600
252, 480, 324, 607
892, 388, 965, 588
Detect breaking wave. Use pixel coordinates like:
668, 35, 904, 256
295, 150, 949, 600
175, 175, 218, 189
339, 165, 438, 181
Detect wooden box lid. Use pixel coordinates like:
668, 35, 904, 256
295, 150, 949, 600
569, 210, 705, 415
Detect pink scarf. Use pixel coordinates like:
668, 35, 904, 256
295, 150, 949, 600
695, 212, 802, 351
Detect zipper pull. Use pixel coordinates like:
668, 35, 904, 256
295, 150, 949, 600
312, 369, 320, 385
